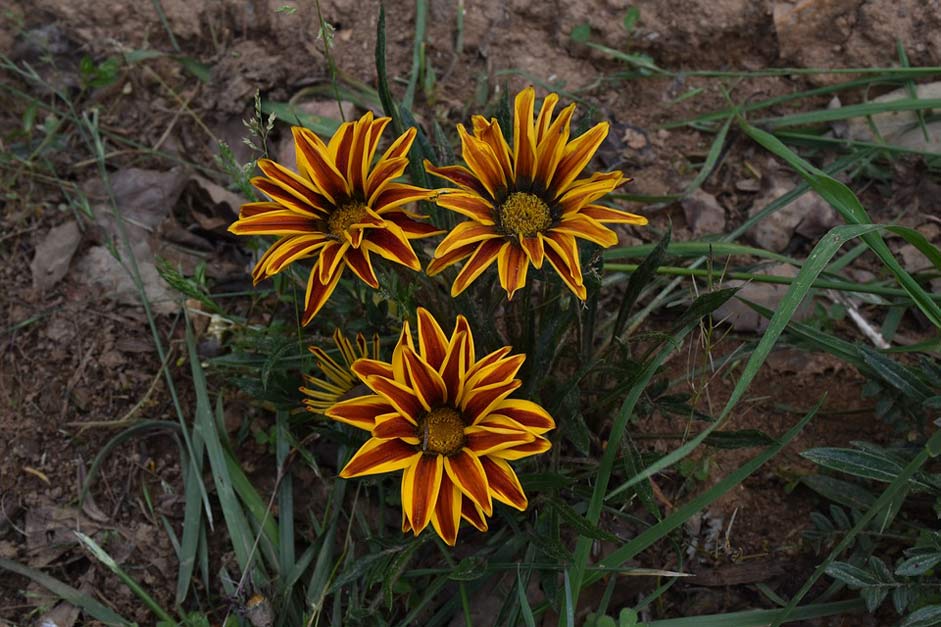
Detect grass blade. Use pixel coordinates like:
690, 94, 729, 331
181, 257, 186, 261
642, 599, 864, 626
175, 418, 206, 604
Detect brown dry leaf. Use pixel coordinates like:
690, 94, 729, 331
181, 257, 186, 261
25, 503, 103, 568
30, 220, 82, 292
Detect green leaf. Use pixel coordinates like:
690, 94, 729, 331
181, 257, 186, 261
549, 497, 621, 543
893, 585, 915, 614
449, 556, 489, 581
704, 429, 776, 449
895, 553, 941, 576
570, 23, 592, 43
824, 561, 878, 587
861, 586, 888, 613
859, 345, 932, 402
802, 447, 932, 490
900, 605, 941, 627
622, 6, 640, 32
612, 226, 671, 340
518, 568, 536, 627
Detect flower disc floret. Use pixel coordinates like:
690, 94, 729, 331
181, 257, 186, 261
326, 307, 555, 546
497, 192, 553, 237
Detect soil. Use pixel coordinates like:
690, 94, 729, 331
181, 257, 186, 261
2, 0, 940, 625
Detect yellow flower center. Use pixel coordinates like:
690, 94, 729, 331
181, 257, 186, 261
497, 192, 552, 237
417, 407, 465, 456
327, 202, 370, 238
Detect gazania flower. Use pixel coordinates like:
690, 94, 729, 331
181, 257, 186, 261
229, 112, 443, 325
327, 308, 554, 545
300, 329, 380, 415
425, 87, 647, 300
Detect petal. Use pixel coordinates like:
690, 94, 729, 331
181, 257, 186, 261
344, 246, 379, 288
238, 201, 283, 218
451, 239, 505, 297
461, 378, 522, 425
326, 119, 354, 179
434, 221, 502, 259
433, 191, 496, 225
292, 127, 350, 203
372, 184, 436, 215
362, 223, 421, 271
373, 413, 420, 444
519, 233, 545, 269
426, 241, 478, 277
339, 438, 420, 477
465, 426, 534, 456
512, 87, 537, 184
326, 394, 395, 430
464, 346, 512, 384
402, 346, 447, 411
352, 357, 394, 380
361, 375, 424, 422
543, 232, 586, 300
402, 454, 443, 534
549, 122, 610, 199
466, 353, 525, 391
301, 261, 344, 325
480, 457, 528, 510
444, 450, 492, 516
558, 171, 626, 214
318, 240, 350, 284
534, 93, 559, 144
363, 116, 392, 172
254, 159, 332, 216
229, 209, 320, 236
580, 203, 647, 225
431, 472, 462, 546
453, 315, 476, 366
490, 436, 552, 460
416, 308, 449, 370
553, 214, 618, 248
439, 330, 467, 404
424, 161, 489, 197
471, 115, 513, 180
491, 398, 556, 434
251, 234, 328, 281
378, 126, 417, 162
366, 156, 410, 202
346, 112, 372, 192
461, 500, 488, 532
497, 241, 529, 300
534, 102, 575, 190
458, 124, 506, 201
382, 210, 445, 238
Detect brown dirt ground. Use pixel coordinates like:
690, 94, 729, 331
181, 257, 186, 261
1, 0, 940, 625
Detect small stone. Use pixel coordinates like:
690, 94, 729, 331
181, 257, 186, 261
681, 189, 726, 236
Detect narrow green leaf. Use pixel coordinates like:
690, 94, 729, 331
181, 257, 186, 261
824, 561, 878, 587
518, 568, 536, 627
612, 227, 671, 340
899, 604, 941, 627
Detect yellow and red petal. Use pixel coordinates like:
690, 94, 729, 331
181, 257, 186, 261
581, 203, 648, 225
438, 330, 467, 404
238, 201, 283, 218
346, 112, 372, 192
379, 126, 417, 163
372, 184, 436, 215
461, 500, 488, 532
558, 171, 626, 215
519, 233, 545, 269
480, 456, 528, 511
444, 450, 492, 516
402, 454, 443, 534
464, 426, 534, 456
318, 240, 350, 284
490, 398, 556, 434
301, 260, 345, 325
364, 116, 392, 174
543, 232, 587, 300
550, 122, 609, 199
458, 125, 507, 201
471, 115, 513, 180
255, 159, 332, 216
496, 241, 530, 300
252, 234, 328, 280
534, 92, 559, 144
352, 357, 394, 381
361, 374, 424, 422
512, 87, 537, 183
431, 472, 463, 546
434, 191, 496, 225
372, 413, 420, 443
327, 394, 395, 430
229, 210, 320, 236
450, 239, 505, 297
326, 120, 354, 184
534, 102, 574, 189
416, 307, 449, 370
424, 161, 489, 198
453, 315, 476, 366
427, 242, 478, 277
466, 352, 525, 390
339, 438, 421, 478
365, 156, 410, 201
382, 210, 444, 239
362, 223, 421, 271
461, 378, 522, 425
553, 214, 619, 248
402, 346, 447, 411
292, 127, 350, 204
490, 436, 552, 460
344, 246, 379, 288
434, 221, 501, 259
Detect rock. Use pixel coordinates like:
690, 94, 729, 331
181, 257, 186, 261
714, 263, 814, 332
748, 181, 840, 251
843, 82, 941, 153
30, 220, 82, 291
74, 244, 178, 315
681, 189, 727, 236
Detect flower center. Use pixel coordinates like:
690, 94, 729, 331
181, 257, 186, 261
327, 202, 369, 238
497, 192, 552, 237
417, 407, 465, 456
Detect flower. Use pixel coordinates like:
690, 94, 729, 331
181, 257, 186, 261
300, 329, 380, 415
326, 308, 554, 545
424, 87, 647, 300
229, 113, 443, 325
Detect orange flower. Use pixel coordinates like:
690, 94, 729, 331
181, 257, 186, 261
327, 308, 554, 545
229, 113, 443, 324
425, 87, 647, 300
